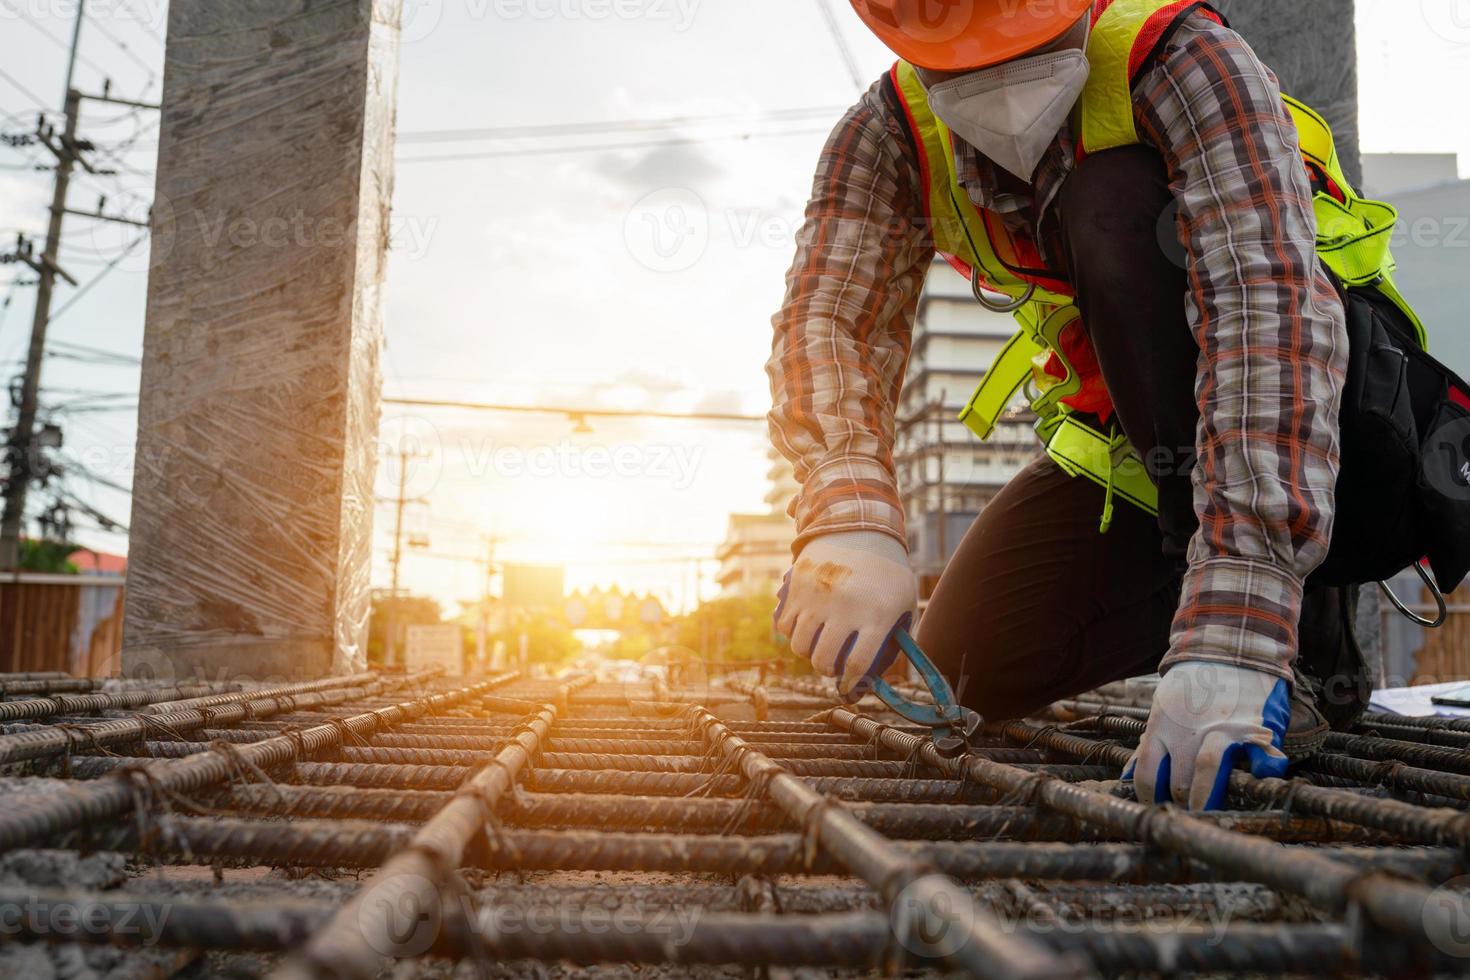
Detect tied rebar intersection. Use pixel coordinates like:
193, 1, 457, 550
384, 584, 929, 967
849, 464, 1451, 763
0, 667, 1468, 977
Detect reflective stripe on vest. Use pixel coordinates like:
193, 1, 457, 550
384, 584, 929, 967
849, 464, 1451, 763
890, 61, 1074, 306
899, 1, 1432, 527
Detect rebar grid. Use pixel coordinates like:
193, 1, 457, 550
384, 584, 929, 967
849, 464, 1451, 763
4, 670, 1470, 978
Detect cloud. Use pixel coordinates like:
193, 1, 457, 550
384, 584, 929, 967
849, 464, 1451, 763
595, 141, 725, 194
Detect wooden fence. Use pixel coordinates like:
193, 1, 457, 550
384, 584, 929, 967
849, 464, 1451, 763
1377, 571, 1470, 687
0, 575, 125, 677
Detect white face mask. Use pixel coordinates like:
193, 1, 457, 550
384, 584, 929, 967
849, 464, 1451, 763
925, 34, 1091, 182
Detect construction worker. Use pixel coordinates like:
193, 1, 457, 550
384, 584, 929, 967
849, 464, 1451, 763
770, 0, 1402, 810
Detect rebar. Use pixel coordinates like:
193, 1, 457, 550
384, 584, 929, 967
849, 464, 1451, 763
271, 675, 591, 980
11, 669, 1470, 976
829, 707, 1465, 952
0, 674, 517, 850
687, 706, 1088, 979
0, 682, 224, 723
1028, 710, 1470, 847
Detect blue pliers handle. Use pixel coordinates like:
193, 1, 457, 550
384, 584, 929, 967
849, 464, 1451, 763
866, 628, 983, 758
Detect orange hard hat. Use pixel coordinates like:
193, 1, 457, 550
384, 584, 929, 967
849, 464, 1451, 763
849, 0, 1095, 71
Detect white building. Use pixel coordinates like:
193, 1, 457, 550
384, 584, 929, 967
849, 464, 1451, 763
1361, 153, 1470, 377
716, 449, 797, 597
897, 262, 1037, 580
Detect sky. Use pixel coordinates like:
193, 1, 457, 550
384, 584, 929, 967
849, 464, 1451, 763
0, 0, 1468, 614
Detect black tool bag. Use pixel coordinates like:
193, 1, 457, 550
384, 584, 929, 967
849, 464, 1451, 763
1310, 286, 1470, 594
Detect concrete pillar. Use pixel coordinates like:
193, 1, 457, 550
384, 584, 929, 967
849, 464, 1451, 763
121, 0, 402, 682
1214, 0, 1362, 189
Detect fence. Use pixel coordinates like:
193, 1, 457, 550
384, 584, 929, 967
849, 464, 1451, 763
1378, 571, 1470, 686
0, 574, 126, 677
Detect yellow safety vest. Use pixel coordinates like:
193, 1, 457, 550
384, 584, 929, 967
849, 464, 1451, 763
890, 0, 1426, 530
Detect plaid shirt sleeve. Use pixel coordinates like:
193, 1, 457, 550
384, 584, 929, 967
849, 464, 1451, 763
766, 80, 934, 555
1136, 19, 1349, 685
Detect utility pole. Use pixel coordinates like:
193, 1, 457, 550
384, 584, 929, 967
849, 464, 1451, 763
384, 446, 430, 667
476, 534, 499, 672
934, 389, 948, 570
0, 1, 157, 569
0, 2, 86, 568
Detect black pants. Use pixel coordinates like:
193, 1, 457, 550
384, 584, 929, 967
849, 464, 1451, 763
918, 145, 1328, 720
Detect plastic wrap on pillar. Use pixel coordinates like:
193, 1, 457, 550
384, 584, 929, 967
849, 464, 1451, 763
122, 0, 403, 681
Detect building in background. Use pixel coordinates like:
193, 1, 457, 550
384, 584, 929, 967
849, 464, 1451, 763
716, 449, 796, 597
1357, 154, 1470, 684
897, 262, 1037, 585
501, 564, 566, 610
1361, 153, 1470, 375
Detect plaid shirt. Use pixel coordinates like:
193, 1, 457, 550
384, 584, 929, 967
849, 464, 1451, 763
766, 16, 1348, 684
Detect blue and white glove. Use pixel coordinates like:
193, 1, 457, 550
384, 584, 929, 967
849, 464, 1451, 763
1125, 662, 1291, 811
774, 531, 917, 700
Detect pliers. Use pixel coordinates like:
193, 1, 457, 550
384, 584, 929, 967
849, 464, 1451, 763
866, 628, 983, 758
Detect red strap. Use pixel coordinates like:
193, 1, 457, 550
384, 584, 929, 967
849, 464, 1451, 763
1129, 2, 1223, 80
1451, 386, 1470, 411
890, 63, 934, 225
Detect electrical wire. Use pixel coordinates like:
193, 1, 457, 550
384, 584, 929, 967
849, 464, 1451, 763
0, 65, 53, 110
72, 467, 132, 496
397, 127, 831, 164
54, 486, 128, 533
0, 1, 112, 80
85, 14, 157, 79
46, 340, 140, 364
113, 0, 165, 46
384, 396, 764, 424
816, 0, 868, 93
396, 105, 847, 145
47, 230, 149, 324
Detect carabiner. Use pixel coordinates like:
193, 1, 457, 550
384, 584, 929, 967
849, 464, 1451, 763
971, 267, 1036, 314
1380, 563, 1449, 629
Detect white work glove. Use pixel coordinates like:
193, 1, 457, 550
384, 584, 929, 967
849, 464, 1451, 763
774, 531, 917, 700
1124, 662, 1291, 811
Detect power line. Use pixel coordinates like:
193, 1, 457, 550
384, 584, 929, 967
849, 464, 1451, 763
397, 127, 831, 165
816, 0, 868, 93
47, 230, 149, 324
46, 340, 140, 364
0, 1, 111, 80
0, 66, 52, 110
72, 467, 132, 496
55, 485, 128, 533
85, 14, 157, 80
396, 105, 846, 145
383, 396, 765, 425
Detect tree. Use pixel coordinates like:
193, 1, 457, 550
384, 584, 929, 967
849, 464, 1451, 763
368, 594, 443, 667
673, 594, 807, 672
491, 611, 581, 671
19, 540, 77, 574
